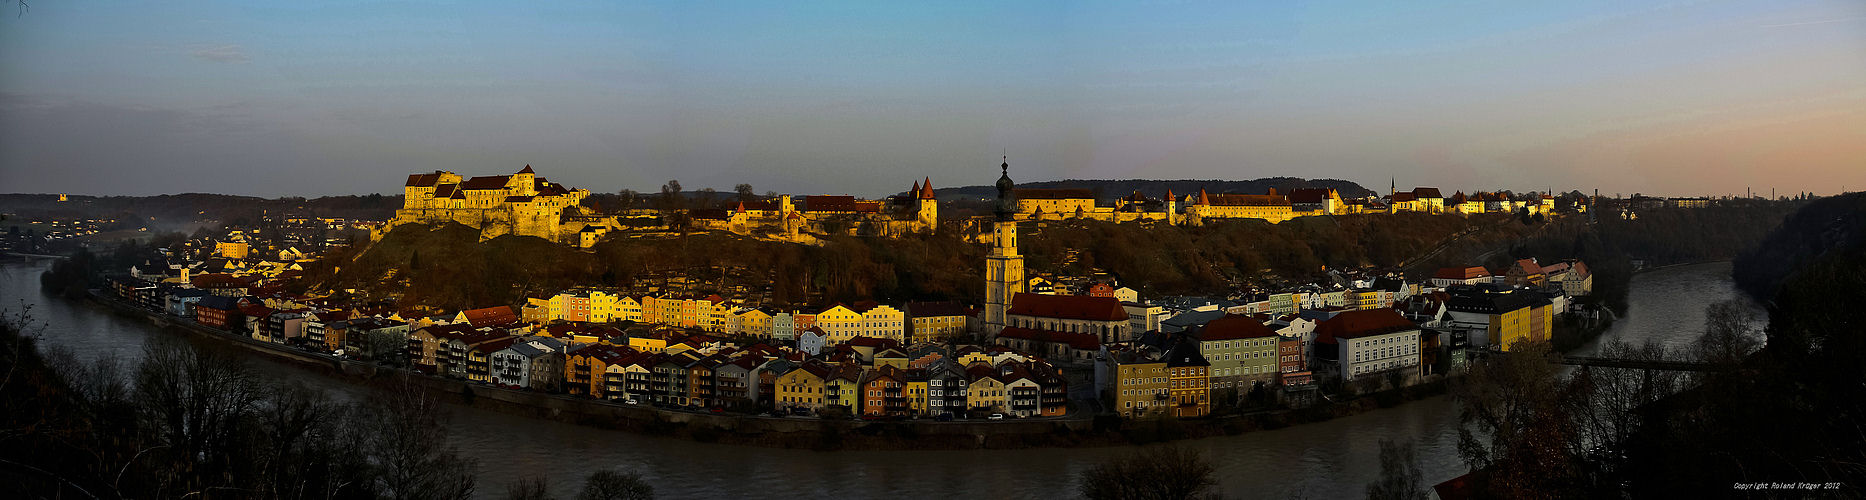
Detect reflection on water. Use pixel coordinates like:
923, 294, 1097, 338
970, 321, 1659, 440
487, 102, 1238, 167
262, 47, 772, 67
0, 260, 1742, 499
1579, 261, 1760, 356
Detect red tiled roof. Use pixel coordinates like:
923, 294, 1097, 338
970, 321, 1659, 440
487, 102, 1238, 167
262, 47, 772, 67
405, 172, 445, 187
1286, 188, 1337, 204
471, 337, 518, 354
996, 326, 1100, 351
919, 177, 935, 199
1412, 187, 1442, 199
1203, 193, 1289, 206
1007, 293, 1127, 322
1018, 188, 1095, 200
1513, 258, 1542, 275
461, 306, 518, 327
1433, 266, 1491, 280
1315, 308, 1418, 343
803, 195, 854, 212
1197, 314, 1279, 340
845, 336, 897, 349
459, 175, 512, 190
518, 164, 535, 174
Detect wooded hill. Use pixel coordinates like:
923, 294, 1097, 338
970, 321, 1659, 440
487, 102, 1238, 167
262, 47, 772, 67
0, 193, 402, 232
929, 177, 1376, 201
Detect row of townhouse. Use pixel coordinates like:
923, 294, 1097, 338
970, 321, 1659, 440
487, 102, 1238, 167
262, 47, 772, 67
110, 269, 1069, 419
525, 287, 975, 346
562, 336, 1069, 418
1099, 307, 1429, 419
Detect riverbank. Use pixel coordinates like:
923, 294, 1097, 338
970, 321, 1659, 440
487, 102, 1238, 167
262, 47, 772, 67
78, 288, 1460, 451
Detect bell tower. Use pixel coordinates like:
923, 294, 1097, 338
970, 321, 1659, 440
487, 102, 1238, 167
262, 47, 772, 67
984, 157, 1026, 337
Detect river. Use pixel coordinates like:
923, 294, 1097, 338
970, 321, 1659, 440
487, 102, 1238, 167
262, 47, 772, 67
0, 260, 1744, 499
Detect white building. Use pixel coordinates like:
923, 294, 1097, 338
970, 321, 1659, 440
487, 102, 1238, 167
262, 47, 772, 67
1316, 308, 1422, 382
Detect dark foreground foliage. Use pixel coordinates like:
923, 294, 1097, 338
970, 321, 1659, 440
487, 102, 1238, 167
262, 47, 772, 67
1449, 194, 1866, 498
0, 313, 479, 499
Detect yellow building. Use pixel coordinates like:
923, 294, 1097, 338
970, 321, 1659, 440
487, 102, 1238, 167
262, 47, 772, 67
1166, 341, 1212, 419
1448, 289, 1555, 352
825, 366, 863, 410
389, 166, 596, 244
1184, 189, 1296, 224
813, 303, 906, 344
775, 363, 831, 411
965, 365, 1007, 413
640, 294, 728, 330
1107, 349, 1168, 418
1015, 188, 1100, 219
728, 308, 774, 337
906, 377, 930, 415
215, 240, 250, 259
627, 336, 668, 354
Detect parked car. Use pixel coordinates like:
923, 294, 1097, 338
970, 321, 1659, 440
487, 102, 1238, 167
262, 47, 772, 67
935, 413, 954, 422
988, 413, 1005, 420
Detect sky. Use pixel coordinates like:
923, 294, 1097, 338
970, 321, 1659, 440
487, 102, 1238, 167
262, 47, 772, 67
2, 0, 1864, 199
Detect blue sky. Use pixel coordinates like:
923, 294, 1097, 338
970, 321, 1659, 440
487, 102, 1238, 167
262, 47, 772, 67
3, 0, 1864, 198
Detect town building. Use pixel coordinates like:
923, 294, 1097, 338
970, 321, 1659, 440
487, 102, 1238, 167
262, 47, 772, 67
1165, 339, 1212, 418
1444, 285, 1554, 351
1315, 308, 1423, 382
1003, 293, 1132, 344
1195, 314, 1281, 392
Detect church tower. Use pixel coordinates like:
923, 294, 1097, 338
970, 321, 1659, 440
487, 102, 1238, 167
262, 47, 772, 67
983, 157, 1025, 337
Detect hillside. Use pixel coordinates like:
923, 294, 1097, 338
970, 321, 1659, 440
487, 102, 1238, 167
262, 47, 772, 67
0, 193, 402, 232
929, 178, 1375, 201
308, 212, 1509, 310
1610, 193, 1866, 496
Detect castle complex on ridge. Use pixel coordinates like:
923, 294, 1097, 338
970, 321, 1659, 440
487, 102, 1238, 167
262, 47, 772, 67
377, 165, 940, 246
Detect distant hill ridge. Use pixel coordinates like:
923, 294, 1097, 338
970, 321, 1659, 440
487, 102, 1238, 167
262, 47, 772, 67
926, 178, 1375, 201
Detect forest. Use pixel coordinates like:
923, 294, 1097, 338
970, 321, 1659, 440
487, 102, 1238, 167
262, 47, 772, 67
1439, 193, 1865, 498
304, 211, 1507, 311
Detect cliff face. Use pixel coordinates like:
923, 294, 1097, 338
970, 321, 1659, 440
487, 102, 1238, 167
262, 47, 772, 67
1732, 192, 1866, 300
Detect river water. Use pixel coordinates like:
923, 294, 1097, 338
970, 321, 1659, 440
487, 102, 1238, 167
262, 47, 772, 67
0, 260, 1744, 499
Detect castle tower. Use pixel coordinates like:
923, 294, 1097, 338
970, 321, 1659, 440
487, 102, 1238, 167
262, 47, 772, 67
513, 165, 538, 196
1165, 189, 1178, 225
916, 177, 938, 232
983, 157, 1025, 337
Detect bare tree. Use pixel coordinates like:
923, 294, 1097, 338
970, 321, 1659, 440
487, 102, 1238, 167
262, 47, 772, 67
506, 475, 555, 500
1568, 339, 1678, 463
1366, 438, 1429, 500
366, 381, 479, 500
1694, 299, 1759, 365
658, 180, 684, 211
1451, 341, 1581, 498
577, 469, 654, 500
1077, 446, 1218, 500
132, 341, 264, 496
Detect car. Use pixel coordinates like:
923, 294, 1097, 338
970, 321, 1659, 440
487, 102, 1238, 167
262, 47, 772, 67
935, 413, 954, 422
988, 413, 1005, 420
622, 398, 639, 405
709, 407, 725, 414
